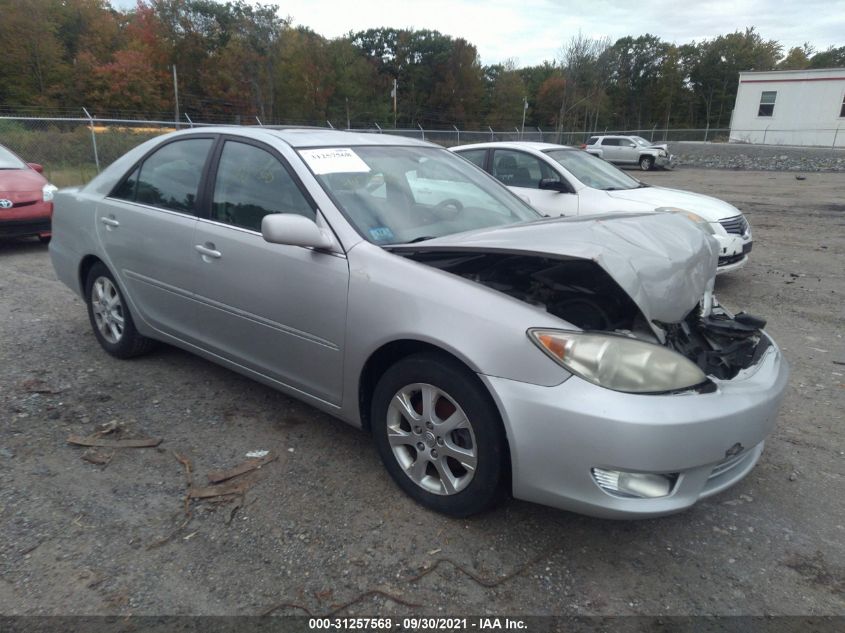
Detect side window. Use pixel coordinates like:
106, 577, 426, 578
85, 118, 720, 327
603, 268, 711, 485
211, 141, 315, 232
601, 138, 620, 146
491, 150, 555, 189
112, 166, 139, 201
133, 138, 213, 213
758, 91, 776, 117
457, 149, 487, 169
586, 137, 599, 146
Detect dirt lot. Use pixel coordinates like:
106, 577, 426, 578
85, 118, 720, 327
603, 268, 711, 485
1, 168, 843, 617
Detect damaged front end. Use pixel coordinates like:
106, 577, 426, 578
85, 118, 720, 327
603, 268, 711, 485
660, 305, 769, 381
396, 249, 769, 385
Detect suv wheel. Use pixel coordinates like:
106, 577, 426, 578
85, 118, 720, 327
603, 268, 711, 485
639, 155, 654, 171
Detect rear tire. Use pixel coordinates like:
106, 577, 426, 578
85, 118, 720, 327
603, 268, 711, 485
639, 155, 654, 171
371, 353, 508, 517
85, 262, 156, 359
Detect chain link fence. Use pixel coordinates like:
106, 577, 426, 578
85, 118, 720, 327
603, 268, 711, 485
2, 113, 842, 187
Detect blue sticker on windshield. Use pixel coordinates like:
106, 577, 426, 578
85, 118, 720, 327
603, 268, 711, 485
369, 227, 395, 242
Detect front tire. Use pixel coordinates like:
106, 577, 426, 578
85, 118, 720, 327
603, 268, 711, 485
639, 155, 654, 171
85, 262, 155, 359
371, 353, 508, 517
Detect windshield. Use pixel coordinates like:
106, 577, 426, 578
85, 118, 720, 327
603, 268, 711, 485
0, 145, 26, 170
631, 136, 652, 147
543, 149, 642, 191
302, 146, 540, 245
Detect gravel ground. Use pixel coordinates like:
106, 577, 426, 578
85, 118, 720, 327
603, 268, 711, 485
1, 168, 843, 617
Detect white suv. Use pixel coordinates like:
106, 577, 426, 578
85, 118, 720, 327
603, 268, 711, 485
583, 135, 674, 171
451, 142, 751, 274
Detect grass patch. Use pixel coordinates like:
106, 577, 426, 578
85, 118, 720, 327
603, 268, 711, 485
46, 164, 100, 187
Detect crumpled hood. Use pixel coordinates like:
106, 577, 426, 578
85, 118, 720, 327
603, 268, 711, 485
395, 213, 719, 324
606, 186, 741, 222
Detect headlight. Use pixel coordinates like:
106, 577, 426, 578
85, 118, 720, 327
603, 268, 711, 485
655, 207, 716, 235
528, 329, 707, 393
42, 184, 58, 202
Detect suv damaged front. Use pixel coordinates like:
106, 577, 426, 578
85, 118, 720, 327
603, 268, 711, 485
390, 211, 789, 517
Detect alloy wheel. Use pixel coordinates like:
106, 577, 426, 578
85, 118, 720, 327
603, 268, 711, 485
91, 276, 125, 344
385, 383, 477, 495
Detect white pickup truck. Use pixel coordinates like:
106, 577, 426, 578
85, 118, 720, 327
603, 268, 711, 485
583, 135, 674, 171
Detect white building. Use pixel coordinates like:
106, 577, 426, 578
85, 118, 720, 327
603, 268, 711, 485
729, 68, 845, 147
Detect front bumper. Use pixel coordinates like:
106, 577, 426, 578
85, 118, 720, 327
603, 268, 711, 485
0, 201, 53, 238
482, 336, 789, 518
715, 232, 752, 274
655, 154, 674, 169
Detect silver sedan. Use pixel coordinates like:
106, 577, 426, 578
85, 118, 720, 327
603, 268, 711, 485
49, 128, 789, 518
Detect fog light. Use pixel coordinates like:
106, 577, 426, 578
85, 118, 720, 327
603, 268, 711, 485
591, 468, 678, 499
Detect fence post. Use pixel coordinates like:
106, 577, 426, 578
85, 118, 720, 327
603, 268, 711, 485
704, 122, 709, 142
418, 123, 425, 140
374, 122, 382, 134
82, 107, 100, 173
453, 125, 459, 144
489, 126, 494, 141
537, 126, 543, 142
255, 116, 263, 126
651, 124, 656, 142
184, 113, 193, 128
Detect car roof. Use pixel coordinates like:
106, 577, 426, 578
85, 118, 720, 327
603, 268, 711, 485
452, 141, 575, 152
162, 126, 434, 149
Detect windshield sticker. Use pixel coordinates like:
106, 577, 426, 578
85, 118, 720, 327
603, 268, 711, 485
300, 148, 371, 175
368, 227, 395, 242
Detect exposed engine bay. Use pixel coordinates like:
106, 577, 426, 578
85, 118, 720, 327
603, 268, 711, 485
399, 250, 767, 381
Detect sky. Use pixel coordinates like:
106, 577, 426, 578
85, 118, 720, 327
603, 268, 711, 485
271, 0, 845, 65
112, 0, 845, 66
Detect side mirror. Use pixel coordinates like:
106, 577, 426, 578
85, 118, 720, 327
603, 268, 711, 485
261, 214, 334, 250
628, 143, 637, 148
27, 163, 44, 173
538, 178, 570, 193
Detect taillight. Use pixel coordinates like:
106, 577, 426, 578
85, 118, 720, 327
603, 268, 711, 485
579, 144, 587, 149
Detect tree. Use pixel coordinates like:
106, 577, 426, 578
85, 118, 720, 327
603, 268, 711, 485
779, 44, 813, 69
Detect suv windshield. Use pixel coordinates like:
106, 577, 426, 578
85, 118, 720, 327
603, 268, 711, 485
302, 146, 540, 245
544, 149, 642, 190
631, 136, 652, 147
0, 145, 26, 170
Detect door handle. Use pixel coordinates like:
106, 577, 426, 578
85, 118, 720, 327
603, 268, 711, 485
100, 216, 120, 228
195, 243, 222, 259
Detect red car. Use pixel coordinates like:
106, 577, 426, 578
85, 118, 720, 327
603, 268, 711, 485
0, 143, 57, 243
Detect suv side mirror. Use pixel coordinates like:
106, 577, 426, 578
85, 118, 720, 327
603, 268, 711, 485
628, 143, 637, 148
261, 214, 335, 250
538, 178, 570, 193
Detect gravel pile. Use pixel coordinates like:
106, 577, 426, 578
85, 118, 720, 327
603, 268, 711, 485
668, 142, 845, 172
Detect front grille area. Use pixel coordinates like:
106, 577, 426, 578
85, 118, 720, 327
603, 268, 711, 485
719, 214, 749, 235
718, 253, 745, 266
709, 451, 748, 480
0, 219, 51, 237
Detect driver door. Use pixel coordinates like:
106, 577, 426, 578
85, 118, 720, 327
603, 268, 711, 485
191, 138, 349, 405
490, 149, 578, 217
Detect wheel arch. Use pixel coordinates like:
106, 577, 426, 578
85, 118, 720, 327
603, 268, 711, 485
79, 254, 105, 298
358, 340, 503, 433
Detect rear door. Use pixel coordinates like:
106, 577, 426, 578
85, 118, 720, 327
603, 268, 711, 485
598, 138, 622, 162
490, 149, 577, 217
97, 136, 215, 340
191, 137, 349, 405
